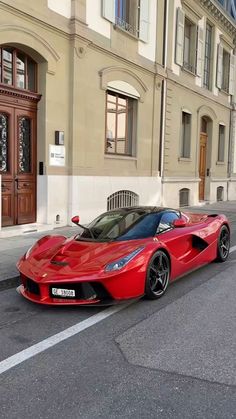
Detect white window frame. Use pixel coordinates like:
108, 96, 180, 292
102, 0, 149, 42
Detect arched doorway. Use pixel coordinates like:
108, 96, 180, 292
0, 45, 41, 226
199, 117, 209, 201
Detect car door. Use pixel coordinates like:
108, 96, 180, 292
156, 211, 203, 279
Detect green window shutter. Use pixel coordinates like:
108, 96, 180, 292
102, 0, 115, 23
229, 54, 235, 96
196, 27, 204, 77
175, 8, 185, 66
216, 43, 223, 89
139, 0, 150, 43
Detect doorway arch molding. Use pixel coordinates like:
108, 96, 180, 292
0, 25, 60, 73
197, 105, 217, 121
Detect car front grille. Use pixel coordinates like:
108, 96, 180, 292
25, 278, 40, 296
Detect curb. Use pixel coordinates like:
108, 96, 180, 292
0, 276, 20, 292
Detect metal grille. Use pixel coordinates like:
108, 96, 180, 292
0, 113, 8, 172
19, 117, 31, 173
217, 186, 224, 202
107, 190, 139, 211
179, 188, 190, 207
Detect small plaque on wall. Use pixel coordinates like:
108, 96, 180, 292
49, 145, 65, 167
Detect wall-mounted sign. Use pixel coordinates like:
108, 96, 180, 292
49, 145, 65, 167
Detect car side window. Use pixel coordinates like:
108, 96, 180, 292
157, 212, 180, 234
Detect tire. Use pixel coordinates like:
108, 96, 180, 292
216, 225, 230, 262
145, 250, 170, 300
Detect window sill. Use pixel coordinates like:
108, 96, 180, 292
105, 153, 137, 161
113, 24, 139, 41
219, 89, 229, 96
178, 157, 192, 162
216, 161, 225, 165
182, 66, 196, 77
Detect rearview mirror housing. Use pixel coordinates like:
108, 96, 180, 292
71, 215, 80, 225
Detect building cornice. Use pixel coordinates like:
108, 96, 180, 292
199, 0, 236, 41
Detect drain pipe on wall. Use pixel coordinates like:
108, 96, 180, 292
159, 0, 168, 206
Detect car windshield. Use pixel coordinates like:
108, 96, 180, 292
75, 209, 163, 242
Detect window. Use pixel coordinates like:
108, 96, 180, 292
175, 9, 204, 76
222, 50, 230, 93
217, 186, 224, 201
216, 44, 235, 94
115, 0, 140, 37
181, 112, 191, 158
218, 125, 225, 162
203, 23, 212, 89
0, 46, 36, 92
105, 91, 137, 156
157, 212, 180, 234
107, 190, 139, 210
183, 18, 197, 73
179, 188, 190, 207
102, 0, 149, 42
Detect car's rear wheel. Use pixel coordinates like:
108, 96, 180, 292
216, 225, 230, 262
145, 250, 170, 299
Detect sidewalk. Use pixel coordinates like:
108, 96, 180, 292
0, 201, 236, 290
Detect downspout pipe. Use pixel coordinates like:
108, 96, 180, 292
159, 0, 168, 204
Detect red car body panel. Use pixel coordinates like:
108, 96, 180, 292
17, 211, 229, 305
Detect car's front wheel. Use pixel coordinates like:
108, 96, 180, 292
216, 225, 230, 262
145, 250, 170, 299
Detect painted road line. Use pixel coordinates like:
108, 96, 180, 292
229, 244, 236, 253
0, 303, 131, 376
1, 245, 236, 376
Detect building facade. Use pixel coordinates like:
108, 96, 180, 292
162, 0, 236, 208
0, 0, 165, 234
0, 0, 236, 236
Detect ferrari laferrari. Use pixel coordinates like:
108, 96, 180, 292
17, 207, 230, 305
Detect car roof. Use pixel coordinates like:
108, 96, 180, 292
107, 206, 177, 214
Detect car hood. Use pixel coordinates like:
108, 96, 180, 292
26, 237, 146, 279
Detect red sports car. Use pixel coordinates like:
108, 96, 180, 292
17, 207, 230, 305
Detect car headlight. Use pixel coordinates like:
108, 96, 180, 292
105, 247, 145, 272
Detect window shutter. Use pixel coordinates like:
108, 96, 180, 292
216, 43, 223, 89
175, 8, 185, 66
229, 54, 235, 96
139, 0, 149, 43
196, 27, 204, 77
102, 0, 115, 23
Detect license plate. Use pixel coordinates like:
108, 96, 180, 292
51, 288, 75, 297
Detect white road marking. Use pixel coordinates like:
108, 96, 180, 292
229, 245, 236, 254
1, 244, 236, 376
0, 303, 131, 375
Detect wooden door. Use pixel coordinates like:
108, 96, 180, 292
1, 106, 36, 226
199, 133, 207, 201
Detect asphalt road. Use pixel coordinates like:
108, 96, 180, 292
1, 219, 236, 418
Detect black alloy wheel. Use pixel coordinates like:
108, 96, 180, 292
145, 250, 170, 299
216, 225, 230, 262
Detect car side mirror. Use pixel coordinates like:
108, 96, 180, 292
172, 218, 186, 228
71, 215, 80, 225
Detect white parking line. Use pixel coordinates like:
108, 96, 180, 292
229, 244, 236, 254
0, 303, 131, 375
1, 244, 236, 376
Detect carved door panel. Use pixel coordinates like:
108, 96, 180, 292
199, 133, 207, 201
0, 107, 36, 226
